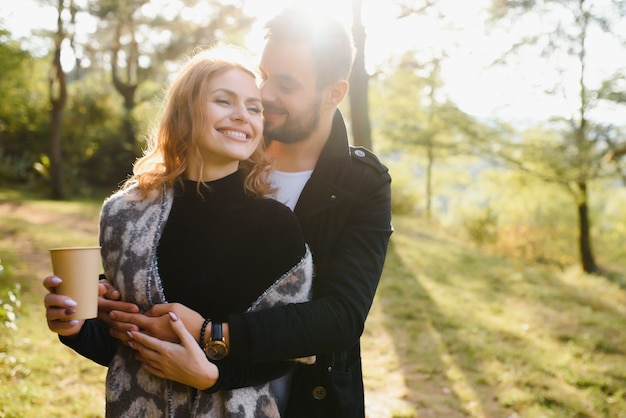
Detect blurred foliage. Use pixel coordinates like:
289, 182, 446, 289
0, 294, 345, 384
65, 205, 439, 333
387, 157, 420, 215
0, 0, 625, 273
0, 1, 255, 197
0, 280, 21, 352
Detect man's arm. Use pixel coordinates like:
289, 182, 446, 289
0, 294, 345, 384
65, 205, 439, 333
229, 166, 392, 362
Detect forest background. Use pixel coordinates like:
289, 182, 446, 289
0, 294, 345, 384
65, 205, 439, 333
0, 0, 625, 417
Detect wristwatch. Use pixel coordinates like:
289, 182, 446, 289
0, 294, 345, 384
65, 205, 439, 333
204, 321, 229, 360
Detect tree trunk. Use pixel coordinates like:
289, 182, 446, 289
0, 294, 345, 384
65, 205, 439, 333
121, 91, 137, 151
49, 0, 68, 200
575, 180, 598, 273
50, 98, 64, 200
425, 143, 433, 220
111, 26, 138, 152
349, 0, 372, 149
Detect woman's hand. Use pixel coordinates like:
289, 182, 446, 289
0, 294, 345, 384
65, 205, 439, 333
128, 312, 218, 390
43, 275, 84, 337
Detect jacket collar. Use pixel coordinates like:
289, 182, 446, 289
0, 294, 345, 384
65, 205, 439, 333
294, 110, 353, 215
316, 110, 351, 167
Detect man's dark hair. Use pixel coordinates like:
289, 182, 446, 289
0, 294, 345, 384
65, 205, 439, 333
264, 8, 355, 89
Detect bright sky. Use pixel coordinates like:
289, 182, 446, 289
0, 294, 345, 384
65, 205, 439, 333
2, 0, 625, 124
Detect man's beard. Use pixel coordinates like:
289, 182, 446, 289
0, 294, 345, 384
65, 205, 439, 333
264, 98, 321, 144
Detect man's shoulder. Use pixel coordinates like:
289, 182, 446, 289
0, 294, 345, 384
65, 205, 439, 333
349, 146, 389, 175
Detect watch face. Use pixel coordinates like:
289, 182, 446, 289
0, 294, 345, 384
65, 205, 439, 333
206, 341, 228, 360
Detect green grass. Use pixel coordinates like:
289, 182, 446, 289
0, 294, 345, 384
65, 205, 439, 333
0, 188, 106, 418
1, 189, 625, 417
362, 215, 626, 417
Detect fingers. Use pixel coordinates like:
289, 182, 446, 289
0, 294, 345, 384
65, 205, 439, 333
140, 360, 165, 379
43, 276, 80, 319
145, 304, 170, 317
98, 298, 139, 331
110, 327, 134, 346
127, 312, 188, 352
43, 275, 62, 292
127, 329, 161, 358
109, 310, 149, 327
100, 298, 139, 314
43, 276, 84, 336
44, 285, 78, 316
48, 318, 83, 333
127, 313, 217, 389
44, 293, 77, 318
128, 336, 165, 377
98, 279, 121, 300
104, 310, 142, 344
167, 312, 195, 347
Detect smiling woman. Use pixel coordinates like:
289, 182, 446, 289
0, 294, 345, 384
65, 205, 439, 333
187, 67, 264, 181
42, 44, 314, 417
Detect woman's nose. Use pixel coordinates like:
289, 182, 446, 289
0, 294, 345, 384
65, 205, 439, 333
231, 103, 250, 122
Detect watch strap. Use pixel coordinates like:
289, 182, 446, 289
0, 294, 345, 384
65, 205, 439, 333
211, 321, 223, 341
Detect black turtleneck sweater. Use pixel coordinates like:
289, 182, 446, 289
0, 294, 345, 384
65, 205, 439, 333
157, 171, 306, 322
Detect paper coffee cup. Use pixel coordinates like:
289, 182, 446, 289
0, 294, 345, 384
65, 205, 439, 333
49, 246, 101, 320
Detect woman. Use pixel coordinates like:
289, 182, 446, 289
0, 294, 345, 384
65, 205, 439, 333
44, 45, 312, 417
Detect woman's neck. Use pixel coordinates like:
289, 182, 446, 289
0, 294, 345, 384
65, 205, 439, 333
185, 162, 239, 182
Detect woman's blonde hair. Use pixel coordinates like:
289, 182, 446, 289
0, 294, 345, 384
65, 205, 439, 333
124, 45, 273, 198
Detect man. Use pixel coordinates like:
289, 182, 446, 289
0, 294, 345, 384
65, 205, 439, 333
223, 10, 392, 416
48, 8, 392, 417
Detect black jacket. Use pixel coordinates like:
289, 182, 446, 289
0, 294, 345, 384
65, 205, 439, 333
226, 110, 393, 417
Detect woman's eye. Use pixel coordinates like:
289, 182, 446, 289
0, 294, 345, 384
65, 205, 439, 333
248, 107, 262, 114
216, 98, 230, 105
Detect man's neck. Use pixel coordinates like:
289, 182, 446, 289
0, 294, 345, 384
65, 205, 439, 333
266, 114, 333, 172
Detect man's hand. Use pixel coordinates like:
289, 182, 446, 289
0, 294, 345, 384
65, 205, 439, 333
97, 278, 140, 343
147, 303, 205, 342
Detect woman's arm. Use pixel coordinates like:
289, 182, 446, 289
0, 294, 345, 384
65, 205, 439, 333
127, 311, 296, 391
52, 277, 141, 366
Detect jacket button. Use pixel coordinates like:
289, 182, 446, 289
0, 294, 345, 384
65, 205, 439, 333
354, 149, 366, 157
330, 194, 336, 200
312, 386, 326, 400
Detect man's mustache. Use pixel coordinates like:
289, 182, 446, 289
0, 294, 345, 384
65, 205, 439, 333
263, 104, 286, 114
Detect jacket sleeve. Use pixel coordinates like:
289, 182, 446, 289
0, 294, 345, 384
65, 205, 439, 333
206, 359, 296, 392
228, 163, 393, 362
59, 319, 117, 366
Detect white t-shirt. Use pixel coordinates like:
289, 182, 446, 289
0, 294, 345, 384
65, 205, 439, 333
269, 169, 314, 211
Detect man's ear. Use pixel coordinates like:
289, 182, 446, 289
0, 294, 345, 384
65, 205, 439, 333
325, 80, 348, 106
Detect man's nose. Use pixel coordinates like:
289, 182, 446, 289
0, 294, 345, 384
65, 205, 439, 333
260, 81, 277, 103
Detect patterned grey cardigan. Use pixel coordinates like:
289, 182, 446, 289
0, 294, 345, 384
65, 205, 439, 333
99, 185, 313, 418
